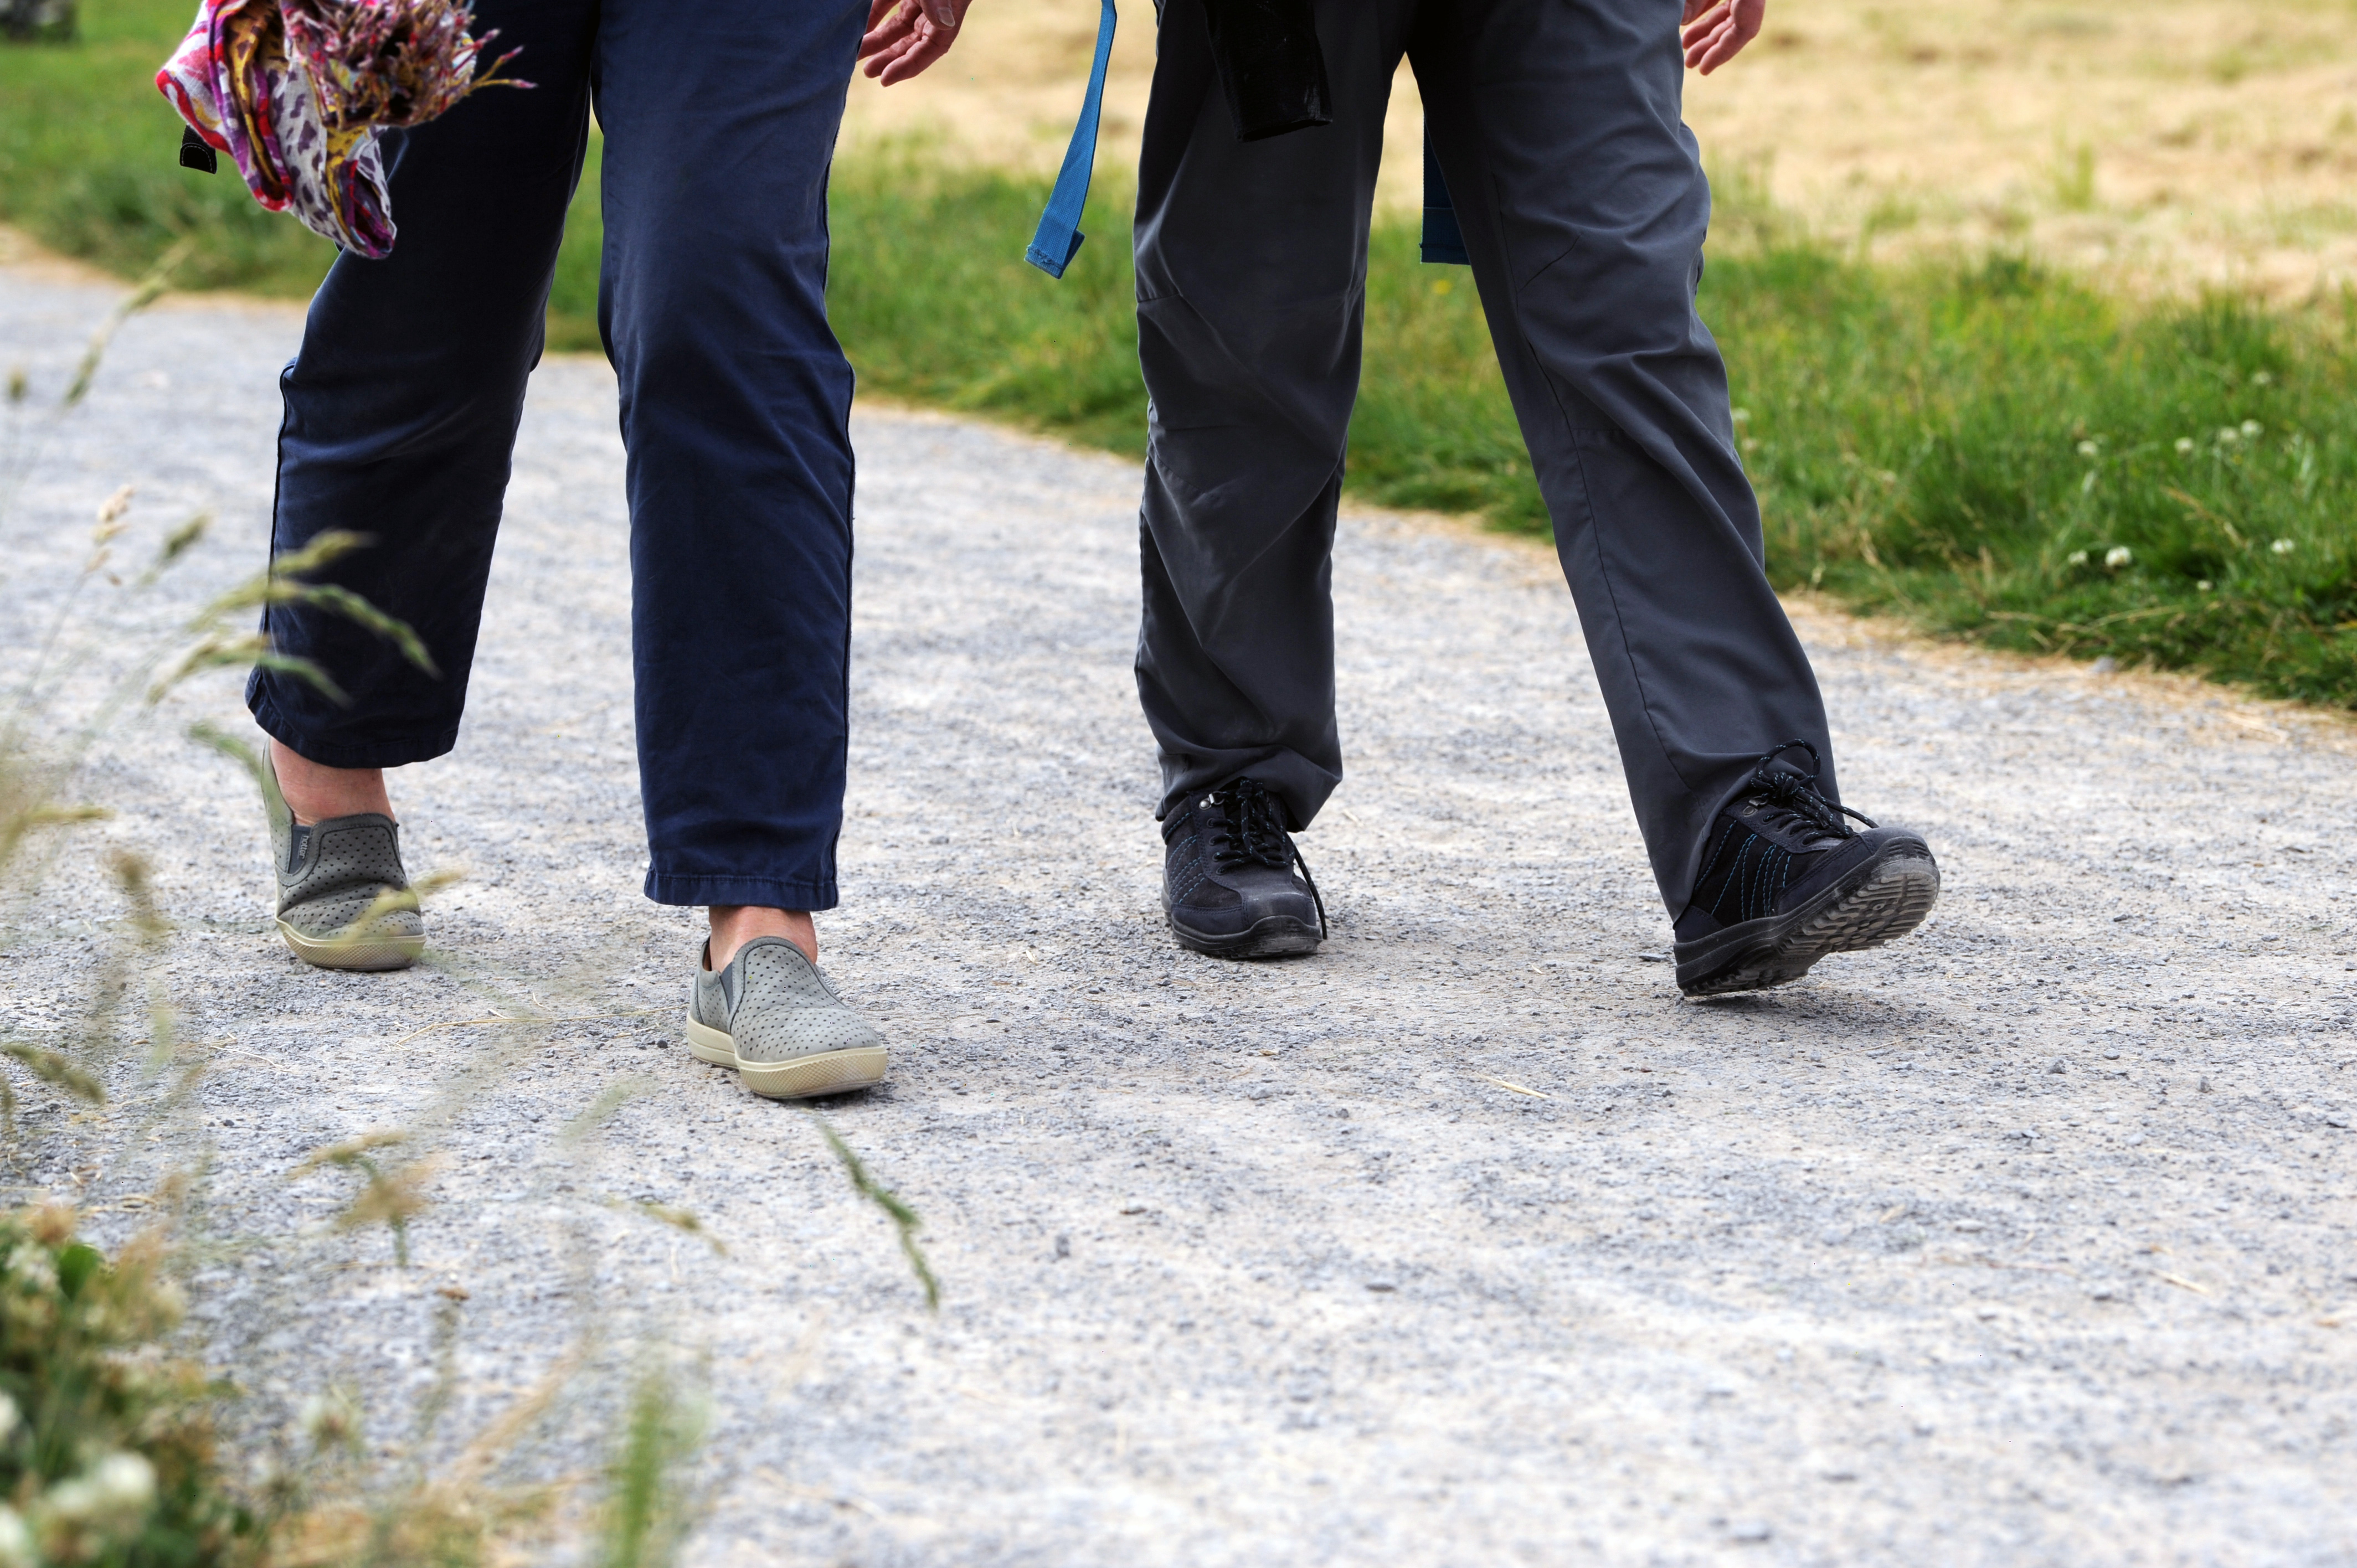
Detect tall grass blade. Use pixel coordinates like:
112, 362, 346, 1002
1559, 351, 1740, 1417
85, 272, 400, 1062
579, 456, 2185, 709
811, 1112, 939, 1311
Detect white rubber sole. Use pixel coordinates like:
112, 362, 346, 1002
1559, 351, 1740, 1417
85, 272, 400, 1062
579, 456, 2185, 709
684, 1014, 889, 1100
276, 917, 424, 972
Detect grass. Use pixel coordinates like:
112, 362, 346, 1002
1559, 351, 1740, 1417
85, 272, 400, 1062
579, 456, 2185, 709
7, 4, 2355, 708
0, 1205, 256, 1567
836, 159, 2357, 710
0, 243, 783, 1568
0, 256, 938, 1568
0, 0, 331, 296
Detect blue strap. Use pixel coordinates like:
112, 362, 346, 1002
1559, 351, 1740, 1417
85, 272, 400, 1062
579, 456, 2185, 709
1027, 0, 1118, 279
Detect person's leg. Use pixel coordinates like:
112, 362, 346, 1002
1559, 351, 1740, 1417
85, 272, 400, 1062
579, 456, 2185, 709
1410, 0, 1826, 905
595, 0, 884, 1095
1134, 0, 1416, 835
252, 0, 598, 799
1135, 0, 1424, 959
245, 0, 596, 969
1413, 0, 1934, 989
594, 0, 866, 969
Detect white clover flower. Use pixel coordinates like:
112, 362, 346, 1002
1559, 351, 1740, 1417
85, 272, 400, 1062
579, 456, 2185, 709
2242, 419, 2263, 438
2198, 579, 2214, 591
2066, 549, 2089, 566
90, 1453, 155, 1517
4, 1245, 56, 1295
2174, 437, 2195, 455
2106, 546, 2134, 569
0, 1507, 29, 1568
2217, 426, 2241, 444
44, 1478, 97, 1525
45, 1453, 156, 1530
2272, 538, 2296, 554
2076, 439, 2099, 457
1731, 408, 1751, 424
2251, 370, 2273, 386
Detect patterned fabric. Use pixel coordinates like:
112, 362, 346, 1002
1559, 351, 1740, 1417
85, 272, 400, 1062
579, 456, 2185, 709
156, 0, 519, 259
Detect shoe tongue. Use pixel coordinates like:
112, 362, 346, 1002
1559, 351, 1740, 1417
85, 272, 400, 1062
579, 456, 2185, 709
1746, 773, 1847, 850
1764, 802, 1841, 844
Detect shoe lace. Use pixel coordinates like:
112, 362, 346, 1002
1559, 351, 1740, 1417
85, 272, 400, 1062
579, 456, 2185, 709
1746, 740, 1877, 843
1206, 778, 1328, 938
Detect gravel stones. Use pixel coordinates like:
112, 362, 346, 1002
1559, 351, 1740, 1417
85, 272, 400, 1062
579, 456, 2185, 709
3, 265, 2354, 1565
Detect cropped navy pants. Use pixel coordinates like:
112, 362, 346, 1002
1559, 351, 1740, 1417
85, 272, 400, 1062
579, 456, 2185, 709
248, 0, 867, 911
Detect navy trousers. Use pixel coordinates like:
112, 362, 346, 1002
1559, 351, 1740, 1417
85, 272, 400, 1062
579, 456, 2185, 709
249, 0, 867, 911
1135, 0, 1838, 913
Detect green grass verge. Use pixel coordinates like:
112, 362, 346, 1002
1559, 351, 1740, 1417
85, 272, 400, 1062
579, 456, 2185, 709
0, 1208, 255, 1565
7, 7, 2355, 707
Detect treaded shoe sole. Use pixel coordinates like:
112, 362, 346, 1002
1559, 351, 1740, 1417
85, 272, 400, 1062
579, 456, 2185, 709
1674, 839, 1940, 998
1167, 911, 1322, 960
275, 917, 424, 972
683, 1015, 889, 1101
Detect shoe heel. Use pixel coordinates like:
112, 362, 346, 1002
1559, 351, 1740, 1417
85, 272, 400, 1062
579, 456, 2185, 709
683, 1014, 737, 1067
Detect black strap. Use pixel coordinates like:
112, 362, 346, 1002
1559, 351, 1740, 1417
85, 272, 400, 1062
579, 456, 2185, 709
178, 124, 218, 174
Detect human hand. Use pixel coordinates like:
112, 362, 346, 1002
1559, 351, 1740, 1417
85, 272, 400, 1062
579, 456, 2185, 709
1681, 0, 1766, 74
859, 0, 972, 85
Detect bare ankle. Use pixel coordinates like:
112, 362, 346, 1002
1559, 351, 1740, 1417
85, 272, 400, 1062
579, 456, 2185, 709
270, 739, 394, 827
708, 906, 816, 968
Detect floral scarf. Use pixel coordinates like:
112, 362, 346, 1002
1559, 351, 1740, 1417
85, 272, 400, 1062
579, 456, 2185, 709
157, 0, 521, 259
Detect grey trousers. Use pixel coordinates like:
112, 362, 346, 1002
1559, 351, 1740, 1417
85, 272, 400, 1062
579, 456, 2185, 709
1133, 0, 1838, 912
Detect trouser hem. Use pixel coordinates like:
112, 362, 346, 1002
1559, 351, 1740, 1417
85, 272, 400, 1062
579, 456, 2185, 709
644, 873, 839, 912
248, 687, 461, 770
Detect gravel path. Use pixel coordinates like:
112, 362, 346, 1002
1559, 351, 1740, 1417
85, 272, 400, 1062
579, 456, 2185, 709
4, 264, 2354, 1567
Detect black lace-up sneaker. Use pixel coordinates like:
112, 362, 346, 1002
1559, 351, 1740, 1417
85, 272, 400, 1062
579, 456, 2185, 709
1672, 741, 1939, 997
1162, 778, 1327, 959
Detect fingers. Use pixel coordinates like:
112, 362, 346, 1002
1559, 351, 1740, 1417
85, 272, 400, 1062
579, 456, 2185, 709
1680, 2, 1727, 55
865, 22, 952, 84
861, 29, 920, 78
861, 0, 965, 84
859, 0, 917, 61
1683, 0, 1764, 73
855, 0, 964, 82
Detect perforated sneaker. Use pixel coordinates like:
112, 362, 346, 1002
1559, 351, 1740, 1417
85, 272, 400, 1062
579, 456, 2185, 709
1672, 741, 1939, 997
1162, 777, 1327, 959
685, 936, 887, 1100
264, 752, 424, 972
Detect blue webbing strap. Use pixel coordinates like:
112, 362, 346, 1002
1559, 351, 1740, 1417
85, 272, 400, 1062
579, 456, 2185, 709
1026, 0, 1119, 278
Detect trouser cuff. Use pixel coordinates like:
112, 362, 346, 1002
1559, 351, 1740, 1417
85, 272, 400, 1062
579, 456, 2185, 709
643, 871, 839, 912
249, 689, 461, 771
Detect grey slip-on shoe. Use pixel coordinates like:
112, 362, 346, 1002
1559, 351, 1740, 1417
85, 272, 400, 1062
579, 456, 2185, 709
264, 750, 425, 972
685, 936, 888, 1100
